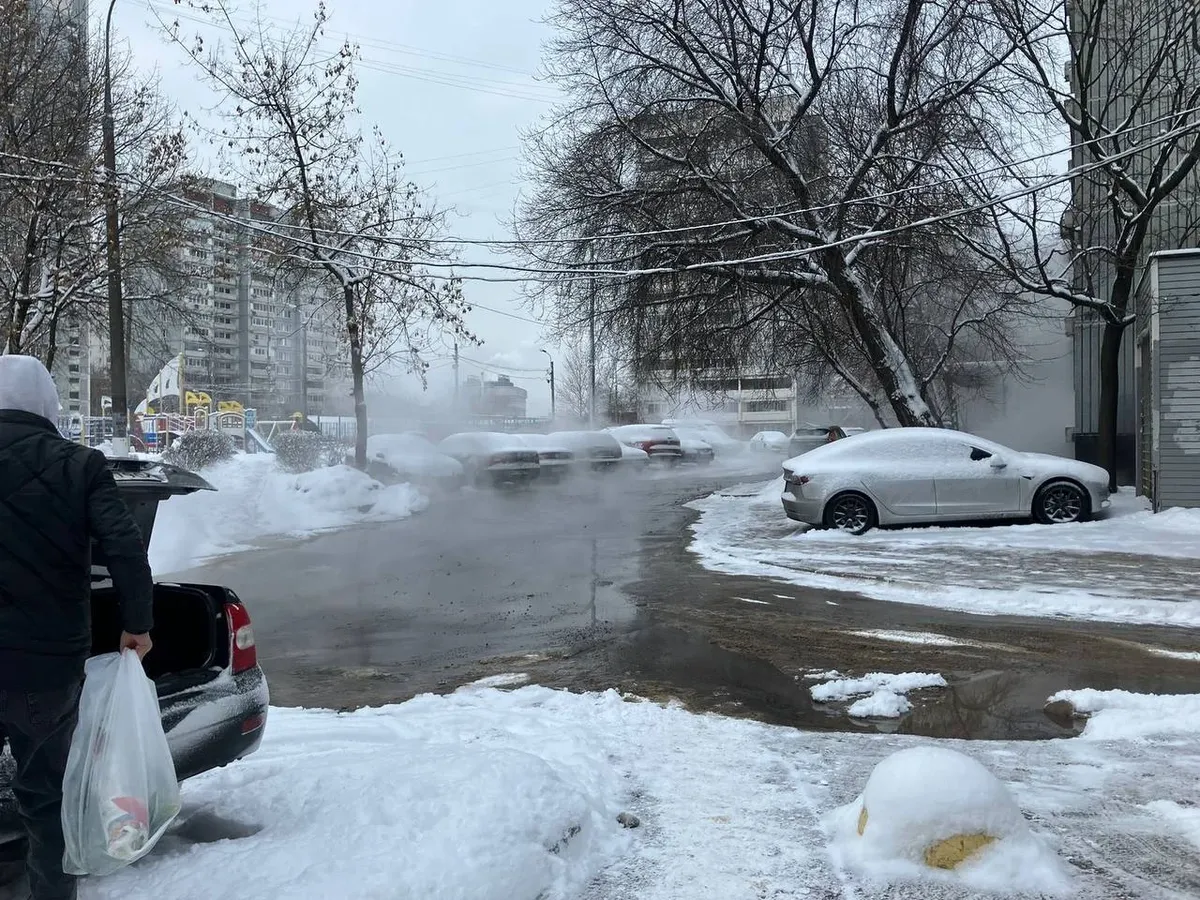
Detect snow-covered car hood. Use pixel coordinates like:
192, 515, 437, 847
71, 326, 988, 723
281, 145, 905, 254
619, 444, 650, 460
367, 434, 463, 478
678, 436, 713, 453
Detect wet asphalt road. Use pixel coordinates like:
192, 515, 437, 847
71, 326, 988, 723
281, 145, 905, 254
169, 463, 1200, 739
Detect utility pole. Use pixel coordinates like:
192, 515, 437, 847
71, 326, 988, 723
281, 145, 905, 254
588, 278, 596, 429
541, 349, 555, 422
102, 0, 129, 455
452, 342, 460, 411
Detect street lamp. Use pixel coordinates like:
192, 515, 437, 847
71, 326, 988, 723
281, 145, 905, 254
103, 0, 130, 455
540, 349, 555, 422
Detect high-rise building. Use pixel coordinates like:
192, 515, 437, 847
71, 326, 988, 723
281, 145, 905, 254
126, 179, 347, 417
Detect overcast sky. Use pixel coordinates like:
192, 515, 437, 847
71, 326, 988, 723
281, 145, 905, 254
109, 0, 560, 415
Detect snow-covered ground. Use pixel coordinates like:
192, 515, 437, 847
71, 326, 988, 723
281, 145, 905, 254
74, 682, 1200, 900
687, 479, 1200, 627
148, 454, 426, 574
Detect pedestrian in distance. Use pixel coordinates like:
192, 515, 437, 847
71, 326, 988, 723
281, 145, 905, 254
0, 356, 154, 900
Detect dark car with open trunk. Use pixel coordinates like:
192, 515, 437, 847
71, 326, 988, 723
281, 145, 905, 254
0, 458, 268, 849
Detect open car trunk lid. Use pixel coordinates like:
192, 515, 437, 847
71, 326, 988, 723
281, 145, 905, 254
95, 459, 224, 697
93, 458, 214, 577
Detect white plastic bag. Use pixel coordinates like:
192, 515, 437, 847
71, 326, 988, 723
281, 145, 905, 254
61, 650, 181, 875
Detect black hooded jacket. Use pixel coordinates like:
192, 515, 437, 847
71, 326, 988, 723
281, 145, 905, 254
0, 410, 154, 688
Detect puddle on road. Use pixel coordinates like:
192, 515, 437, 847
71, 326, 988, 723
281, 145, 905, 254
603, 624, 1180, 740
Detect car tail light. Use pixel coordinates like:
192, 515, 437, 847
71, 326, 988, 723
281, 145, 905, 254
226, 601, 257, 674
638, 441, 656, 452
240, 713, 265, 735
785, 472, 810, 486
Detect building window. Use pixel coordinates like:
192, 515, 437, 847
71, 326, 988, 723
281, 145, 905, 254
743, 399, 789, 413
253, 347, 267, 357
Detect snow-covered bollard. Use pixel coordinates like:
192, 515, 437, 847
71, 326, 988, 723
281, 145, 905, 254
826, 746, 1073, 893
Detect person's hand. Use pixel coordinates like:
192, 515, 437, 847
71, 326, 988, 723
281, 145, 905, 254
120, 631, 153, 660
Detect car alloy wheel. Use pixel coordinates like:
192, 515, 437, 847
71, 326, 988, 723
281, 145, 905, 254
828, 494, 873, 535
1038, 482, 1085, 524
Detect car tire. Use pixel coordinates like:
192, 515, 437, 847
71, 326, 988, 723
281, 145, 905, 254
823, 492, 877, 535
1033, 480, 1090, 524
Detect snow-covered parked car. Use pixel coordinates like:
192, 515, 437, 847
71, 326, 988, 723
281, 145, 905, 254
1, 459, 269, 846
438, 432, 541, 487
514, 434, 575, 481
670, 427, 716, 465
787, 424, 847, 458
362, 433, 464, 491
618, 443, 651, 469
606, 424, 683, 463
547, 431, 624, 471
749, 430, 790, 453
662, 419, 742, 455
780, 427, 1111, 535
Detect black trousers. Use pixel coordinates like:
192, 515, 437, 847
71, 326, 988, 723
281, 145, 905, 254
0, 682, 81, 900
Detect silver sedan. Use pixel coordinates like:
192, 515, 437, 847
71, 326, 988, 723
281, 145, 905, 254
780, 427, 1111, 534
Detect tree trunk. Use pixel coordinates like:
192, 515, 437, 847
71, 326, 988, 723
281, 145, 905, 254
342, 285, 369, 470
1096, 319, 1124, 492
828, 262, 940, 428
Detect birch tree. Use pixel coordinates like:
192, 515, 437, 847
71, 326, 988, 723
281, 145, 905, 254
519, 0, 1032, 427
164, 1, 470, 467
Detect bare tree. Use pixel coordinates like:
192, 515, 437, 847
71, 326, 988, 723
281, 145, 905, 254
0, 1, 192, 368
519, 0, 1034, 427
965, 0, 1200, 487
163, 1, 470, 467
555, 338, 636, 424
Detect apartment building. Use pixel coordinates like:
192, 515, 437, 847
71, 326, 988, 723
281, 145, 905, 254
128, 179, 346, 417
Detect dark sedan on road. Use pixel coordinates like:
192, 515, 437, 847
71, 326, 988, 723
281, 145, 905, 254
1, 459, 269, 848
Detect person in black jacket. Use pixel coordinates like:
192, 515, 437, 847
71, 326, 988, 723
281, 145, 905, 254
0, 355, 154, 900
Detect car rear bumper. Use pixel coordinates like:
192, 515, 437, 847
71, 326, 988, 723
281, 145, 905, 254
781, 491, 823, 525
163, 665, 270, 782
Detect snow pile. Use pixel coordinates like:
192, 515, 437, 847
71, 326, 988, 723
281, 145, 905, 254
825, 747, 1073, 895
811, 672, 947, 718
687, 481, 1200, 627
149, 454, 427, 574
89, 689, 629, 900
1046, 688, 1200, 741
60, 685, 1200, 899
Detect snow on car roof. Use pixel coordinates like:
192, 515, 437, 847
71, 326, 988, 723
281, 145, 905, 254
609, 424, 676, 437
514, 434, 571, 452
549, 431, 622, 451
785, 426, 1011, 466
439, 431, 529, 452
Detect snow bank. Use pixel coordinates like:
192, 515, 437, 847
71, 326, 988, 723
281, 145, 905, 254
811, 672, 947, 718
686, 481, 1200, 627
65, 684, 1200, 899
1046, 688, 1200, 741
149, 454, 427, 574
825, 747, 1072, 895
89, 689, 629, 900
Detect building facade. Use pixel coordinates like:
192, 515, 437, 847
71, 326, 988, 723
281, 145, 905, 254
127, 180, 347, 418
1135, 249, 1200, 509
1064, 0, 1200, 483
